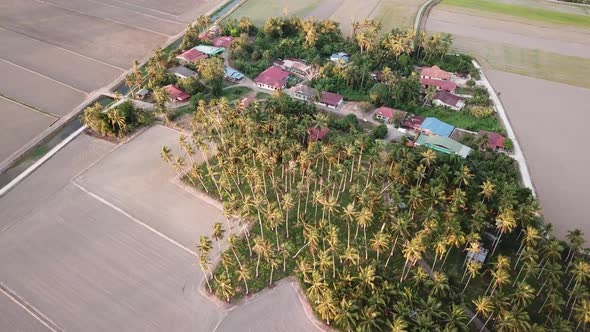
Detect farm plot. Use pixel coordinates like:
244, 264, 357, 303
0, 97, 56, 161
0, 0, 168, 69
0, 292, 50, 332
486, 70, 590, 242
229, 0, 322, 24
426, 4, 590, 88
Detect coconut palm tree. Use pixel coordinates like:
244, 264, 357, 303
212, 222, 225, 252
468, 295, 493, 328
429, 271, 450, 297
491, 208, 516, 256
370, 231, 390, 263
479, 179, 495, 203
236, 264, 251, 295
214, 272, 234, 302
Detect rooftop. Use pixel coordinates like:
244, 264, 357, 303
193, 45, 224, 56
403, 115, 425, 129
254, 66, 290, 88
165, 84, 190, 102
224, 67, 244, 80
319, 91, 343, 106
168, 66, 196, 78
415, 135, 472, 158
330, 52, 350, 62
288, 84, 317, 97
375, 106, 407, 120
479, 130, 506, 150
421, 117, 455, 137
212, 36, 234, 48
308, 127, 329, 141
421, 78, 457, 92
176, 49, 208, 62
421, 65, 451, 80
435, 90, 464, 107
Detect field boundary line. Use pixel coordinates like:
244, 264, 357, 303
0, 94, 60, 119
0, 27, 126, 71
71, 181, 198, 258
0, 282, 63, 332
80, 0, 186, 25
0, 58, 88, 94
0, 126, 86, 198
30, 0, 173, 37
109, 0, 183, 18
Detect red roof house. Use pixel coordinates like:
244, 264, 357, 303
308, 127, 330, 141
421, 78, 457, 92
176, 49, 208, 63
421, 65, 451, 81
165, 84, 190, 102
212, 36, 234, 48
255, 66, 290, 90
316, 91, 344, 108
374, 106, 407, 124
479, 131, 506, 151
402, 115, 425, 130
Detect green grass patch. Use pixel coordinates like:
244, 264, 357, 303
412, 106, 503, 132
443, 0, 590, 28
222, 86, 253, 101
255, 92, 271, 99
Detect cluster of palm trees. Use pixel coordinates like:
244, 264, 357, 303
159, 93, 590, 331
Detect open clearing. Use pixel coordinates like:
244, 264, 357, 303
0, 125, 318, 330
0, 0, 224, 171
229, 0, 422, 35
0, 97, 56, 162
486, 71, 590, 242
426, 4, 590, 88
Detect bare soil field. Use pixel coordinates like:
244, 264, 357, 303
0, 28, 123, 93
0, 0, 168, 69
426, 5, 590, 88
0, 291, 50, 332
0, 97, 56, 162
0, 60, 86, 116
0, 126, 319, 331
487, 70, 590, 242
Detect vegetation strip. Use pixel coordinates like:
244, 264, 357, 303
442, 0, 590, 28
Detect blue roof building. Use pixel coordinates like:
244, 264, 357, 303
224, 67, 244, 81
330, 52, 350, 63
420, 117, 455, 137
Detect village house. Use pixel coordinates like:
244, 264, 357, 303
420, 117, 455, 137
330, 52, 350, 64
433, 90, 465, 111
415, 135, 472, 158
212, 36, 234, 48
420, 65, 452, 81
316, 91, 344, 109
168, 66, 197, 80
308, 127, 330, 141
287, 84, 317, 102
402, 115, 425, 131
193, 45, 224, 57
254, 66, 290, 90
175, 49, 208, 64
275, 58, 311, 76
374, 106, 407, 125
421, 78, 457, 92
198, 24, 221, 40
224, 67, 244, 82
479, 130, 506, 151
164, 84, 190, 103
135, 88, 150, 100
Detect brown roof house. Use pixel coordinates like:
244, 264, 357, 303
175, 49, 208, 64
433, 90, 465, 111
308, 127, 329, 141
479, 131, 506, 151
374, 106, 407, 125
421, 78, 457, 93
316, 91, 344, 109
402, 115, 425, 130
165, 85, 190, 103
288, 83, 317, 102
421, 65, 452, 81
255, 66, 290, 91
212, 36, 234, 48
275, 58, 311, 76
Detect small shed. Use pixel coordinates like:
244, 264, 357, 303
330, 52, 350, 64
224, 67, 244, 82
374, 106, 407, 124
168, 66, 197, 79
135, 88, 150, 100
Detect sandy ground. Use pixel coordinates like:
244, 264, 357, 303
487, 70, 590, 241
0, 97, 56, 161
216, 281, 321, 332
0, 126, 320, 331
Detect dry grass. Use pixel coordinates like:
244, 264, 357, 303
228, 0, 322, 24
370, 0, 424, 32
